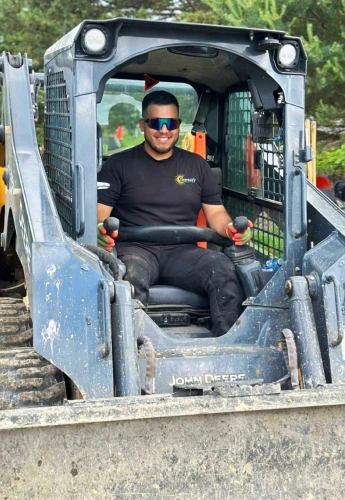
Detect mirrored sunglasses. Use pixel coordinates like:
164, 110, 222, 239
143, 117, 182, 131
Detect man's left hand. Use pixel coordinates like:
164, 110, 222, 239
226, 220, 253, 246
97, 222, 118, 251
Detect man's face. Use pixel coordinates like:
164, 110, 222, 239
140, 104, 180, 158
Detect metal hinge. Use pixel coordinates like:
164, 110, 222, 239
293, 146, 313, 166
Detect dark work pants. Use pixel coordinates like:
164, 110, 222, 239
116, 243, 243, 335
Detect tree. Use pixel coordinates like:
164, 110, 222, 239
179, 0, 288, 29
108, 103, 140, 135
283, 1, 345, 126
179, 0, 345, 129
0, 0, 175, 70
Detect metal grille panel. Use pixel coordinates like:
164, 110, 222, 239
225, 92, 251, 194
225, 92, 285, 259
44, 71, 73, 236
263, 161, 284, 202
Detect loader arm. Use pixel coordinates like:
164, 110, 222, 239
0, 53, 114, 397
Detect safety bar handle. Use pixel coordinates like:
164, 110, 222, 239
116, 225, 234, 247
97, 123, 103, 173
293, 168, 307, 238
75, 163, 85, 237
97, 279, 112, 358
323, 274, 344, 347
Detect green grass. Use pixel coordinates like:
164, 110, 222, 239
252, 226, 284, 259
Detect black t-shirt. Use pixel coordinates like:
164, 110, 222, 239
97, 143, 222, 227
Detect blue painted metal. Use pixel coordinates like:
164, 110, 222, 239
287, 276, 326, 388
111, 281, 141, 396
31, 243, 114, 397
303, 231, 345, 384
284, 103, 308, 276
134, 306, 288, 394
1, 54, 114, 398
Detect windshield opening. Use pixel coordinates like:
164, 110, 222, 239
97, 79, 199, 157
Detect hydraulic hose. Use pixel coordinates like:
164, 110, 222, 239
278, 328, 300, 390
81, 243, 120, 280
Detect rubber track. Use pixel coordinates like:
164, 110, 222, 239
0, 297, 33, 347
0, 348, 66, 409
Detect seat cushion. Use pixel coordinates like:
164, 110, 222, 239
148, 285, 209, 308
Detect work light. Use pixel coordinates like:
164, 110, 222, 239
277, 43, 299, 68
84, 28, 106, 54
82, 28, 107, 54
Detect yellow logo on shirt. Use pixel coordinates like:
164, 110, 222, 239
175, 174, 196, 186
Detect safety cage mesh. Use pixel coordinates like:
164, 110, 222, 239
44, 71, 73, 236
223, 91, 284, 260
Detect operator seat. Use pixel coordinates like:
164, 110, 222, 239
148, 285, 209, 308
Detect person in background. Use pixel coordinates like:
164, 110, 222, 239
115, 121, 124, 145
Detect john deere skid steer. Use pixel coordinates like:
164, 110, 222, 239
1, 18, 345, 499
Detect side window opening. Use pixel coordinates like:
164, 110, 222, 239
223, 91, 284, 262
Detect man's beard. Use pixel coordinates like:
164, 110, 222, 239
144, 134, 179, 155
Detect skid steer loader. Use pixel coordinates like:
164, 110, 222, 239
1, 17, 345, 499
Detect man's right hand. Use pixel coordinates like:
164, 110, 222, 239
97, 223, 118, 251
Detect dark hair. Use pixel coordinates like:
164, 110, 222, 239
142, 90, 179, 116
